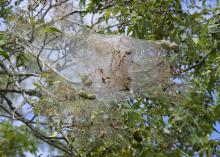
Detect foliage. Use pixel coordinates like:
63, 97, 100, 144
0, 0, 220, 157
0, 121, 38, 157
79, 0, 220, 156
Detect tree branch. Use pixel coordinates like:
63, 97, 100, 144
1, 95, 78, 156
0, 89, 40, 96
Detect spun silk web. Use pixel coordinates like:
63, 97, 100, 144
31, 22, 173, 102
26, 21, 177, 137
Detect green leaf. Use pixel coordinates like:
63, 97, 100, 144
34, 110, 39, 116
45, 27, 62, 34
33, 82, 41, 89
105, 9, 111, 23
36, 119, 40, 127
79, 0, 86, 6
0, 48, 9, 60
48, 131, 58, 138
16, 53, 27, 67
127, 110, 144, 126
0, 40, 5, 45
192, 37, 199, 44
30, 16, 35, 29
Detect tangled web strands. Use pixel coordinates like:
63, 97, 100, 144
26, 22, 175, 144
32, 27, 172, 101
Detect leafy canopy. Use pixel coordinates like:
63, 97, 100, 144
0, 0, 220, 156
